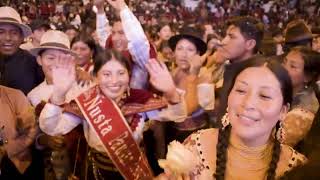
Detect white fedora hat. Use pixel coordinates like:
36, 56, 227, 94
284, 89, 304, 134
30, 30, 77, 56
0, 6, 32, 37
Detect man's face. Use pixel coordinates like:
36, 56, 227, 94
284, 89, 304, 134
217, 25, 251, 62
111, 22, 128, 52
0, 23, 24, 55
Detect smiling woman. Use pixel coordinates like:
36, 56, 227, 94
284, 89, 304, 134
158, 57, 307, 180
37, 49, 188, 179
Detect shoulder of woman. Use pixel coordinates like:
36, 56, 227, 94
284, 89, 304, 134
183, 128, 219, 161
277, 144, 308, 176
286, 107, 315, 122
292, 89, 319, 114
181, 128, 218, 177
183, 128, 219, 147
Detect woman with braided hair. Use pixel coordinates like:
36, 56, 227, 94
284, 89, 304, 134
157, 57, 307, 180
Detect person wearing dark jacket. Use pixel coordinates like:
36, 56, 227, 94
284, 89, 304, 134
0, 6, 43, 95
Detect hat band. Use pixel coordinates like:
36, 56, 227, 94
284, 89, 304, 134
40, 42, 69, 50
0, 17, 20, 23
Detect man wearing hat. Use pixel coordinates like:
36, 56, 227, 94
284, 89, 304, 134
28, 30, 89, 180
28, 30, 81, 106
20, 19, 51, 51
0, 6, 44, 94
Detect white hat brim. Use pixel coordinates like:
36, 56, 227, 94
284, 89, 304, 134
30, 46, 77, 57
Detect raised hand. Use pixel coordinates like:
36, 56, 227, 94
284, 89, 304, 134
189, 54, 206, 75
51, 54, 76, 105
94, 0, 105, 13
106, 0, 127, 11
146, 59, 180, 103
146, 59, 175, 93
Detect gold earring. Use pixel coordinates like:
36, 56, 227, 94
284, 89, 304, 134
221, 107, 230, 129
276, 121, 285, 143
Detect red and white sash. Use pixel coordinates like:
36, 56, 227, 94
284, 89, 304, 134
75, 86, 153, 179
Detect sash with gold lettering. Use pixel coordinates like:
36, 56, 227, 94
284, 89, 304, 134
75, 86, 153, 180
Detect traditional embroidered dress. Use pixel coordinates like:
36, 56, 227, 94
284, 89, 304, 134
282, 87, 319, 147
77, 61, 94, 75
38, 86, 187, 179
181, 128, 307, 180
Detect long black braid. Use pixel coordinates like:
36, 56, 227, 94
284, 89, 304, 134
214, 125, 231, 180
266, 121, 281, 180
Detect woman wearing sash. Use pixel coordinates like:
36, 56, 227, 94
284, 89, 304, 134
38, 49, 187, 179
157, 59, 307, 180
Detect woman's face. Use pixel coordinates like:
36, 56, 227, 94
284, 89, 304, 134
228, 67, 287, 146
283, 50, 306, 90
161, 46, 174, 60
96, 59, 130, 102
159, 25, 173, 41
72, 41, 93, 66
174, 39, 198, 70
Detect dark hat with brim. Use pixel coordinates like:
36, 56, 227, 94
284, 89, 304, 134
0, 6, 32, 38
30, 30, 77, 57
284, 20, 314, 43
168, 26, 207, 55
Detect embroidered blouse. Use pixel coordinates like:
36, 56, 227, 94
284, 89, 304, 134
282, 87, 319, 147
38, 85, 187, 153
179, 129, 307, 180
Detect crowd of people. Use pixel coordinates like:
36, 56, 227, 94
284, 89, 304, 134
0, 0, 320, 179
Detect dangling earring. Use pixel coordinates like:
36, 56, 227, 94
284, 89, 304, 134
221, 107, 230, 130
120, 87, 130, 101
276, 121, 285, 143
